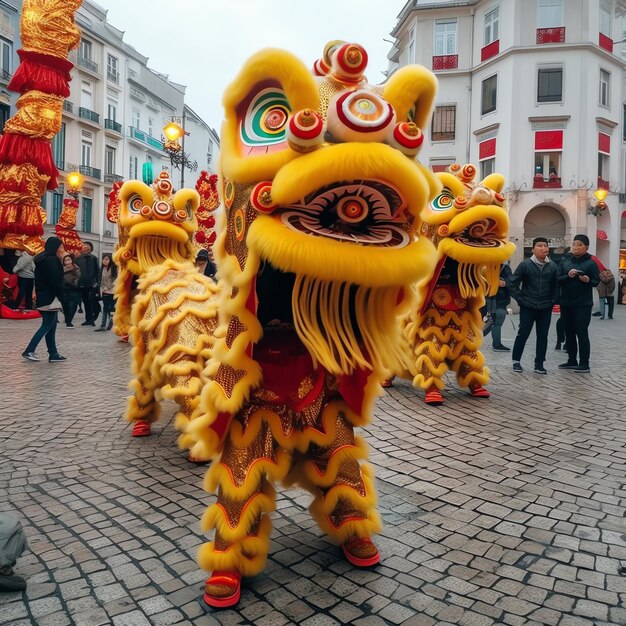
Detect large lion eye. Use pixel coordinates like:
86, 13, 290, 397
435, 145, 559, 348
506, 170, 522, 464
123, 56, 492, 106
240, 88, 291, 147
127, 194, 144, 214
430, 189, 455, 211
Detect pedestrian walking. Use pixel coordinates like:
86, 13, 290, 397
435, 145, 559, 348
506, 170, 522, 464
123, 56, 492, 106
75, 242, 100, 326
597, 268, 615, 320
96, 254, 117, 331
10, 251, 35, 310
22, 236, 67, 362
509, 237, 559, 374
61, 254, 81, 328
557, 234, 600, 373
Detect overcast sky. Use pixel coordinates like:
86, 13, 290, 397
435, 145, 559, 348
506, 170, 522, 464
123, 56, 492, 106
96, 0, 404, 131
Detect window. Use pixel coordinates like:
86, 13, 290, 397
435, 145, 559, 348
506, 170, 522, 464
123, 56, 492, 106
107, 54, 119, 83
81, 197, 92, 233
537, 67, 563, 102
600, 6, 611, 37
51, 123, 66, 170
80, 80, 92, 110
1, 38, 11, 78
598, 153, 609, 181
600, 69, 610, 107
623, 103, 626, 141
480, 158, 495, 179
129, 155, 138, 179
148, 117, 154, 137
484, 6, 500, 45
534, 152, 561, 181
408, 27, 415, 63
537, 0, 562, 28
431, 105, 456, 141
481, 75, 497, 114
0, 104, 9, 132
105, 146, 116, 175
79, 39, 92, 60
131, 108, 140, 129
434, 20, 457, 55
107, 102, 117, 121
52, 189, 64, 224
81, 141, 92, 167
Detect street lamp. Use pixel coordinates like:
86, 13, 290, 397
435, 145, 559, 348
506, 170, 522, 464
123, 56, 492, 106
588, 188, 608, 217
162, 115, 197, 188
66, 171, 84, 200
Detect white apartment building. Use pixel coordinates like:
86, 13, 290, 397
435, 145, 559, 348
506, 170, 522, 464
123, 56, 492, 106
37, 1, 220, 257
0, 0, 20, 129
389, 0, 626, 272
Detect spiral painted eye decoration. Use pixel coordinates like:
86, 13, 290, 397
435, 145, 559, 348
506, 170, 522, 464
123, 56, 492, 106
241, 88, 291, 146
431, 189, 455, 212
337, 197, 369, 223
336, 90, 394, 132
128, 194, 144, 214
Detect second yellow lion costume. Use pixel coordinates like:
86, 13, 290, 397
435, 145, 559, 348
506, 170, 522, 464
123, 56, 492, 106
404, 164, 515, 404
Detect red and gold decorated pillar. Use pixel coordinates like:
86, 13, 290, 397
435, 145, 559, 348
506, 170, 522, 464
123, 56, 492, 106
0, 0, 82, 254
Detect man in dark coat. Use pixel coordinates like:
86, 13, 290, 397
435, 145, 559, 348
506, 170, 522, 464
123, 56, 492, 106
557, 234, 600, 373
75, 241, 100, 325
509, 237, 559, 374
22, 236, 67, 362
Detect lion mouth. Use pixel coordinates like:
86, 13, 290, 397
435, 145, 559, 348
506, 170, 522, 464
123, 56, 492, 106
279, 180, 410, 248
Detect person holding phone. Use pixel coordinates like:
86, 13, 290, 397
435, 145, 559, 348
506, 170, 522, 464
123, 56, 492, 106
557, 234, 600, 373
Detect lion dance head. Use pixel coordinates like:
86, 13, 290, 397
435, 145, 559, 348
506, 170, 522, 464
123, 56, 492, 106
192, 41, 441, 452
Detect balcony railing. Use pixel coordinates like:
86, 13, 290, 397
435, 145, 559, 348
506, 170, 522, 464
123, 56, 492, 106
63, 100, 74, 114
104, 118, 122, 133
79, 165, 102, 180
107, 70, 119, 84
597, 177, 609, 191
128, 126, 164, 151
432, 55, 458, 71
79, 107, 100, 124
78, 55, 98, 73
104, 173, 124, 184
536, 27, 565, 44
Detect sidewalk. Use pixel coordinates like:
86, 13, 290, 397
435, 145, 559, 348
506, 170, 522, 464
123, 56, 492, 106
0, 308, 625, 626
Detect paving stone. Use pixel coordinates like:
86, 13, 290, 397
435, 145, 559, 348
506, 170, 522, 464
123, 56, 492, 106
3, 316, 625, 625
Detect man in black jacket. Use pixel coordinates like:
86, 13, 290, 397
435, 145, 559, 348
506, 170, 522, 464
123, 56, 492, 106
509, 237, 559, 374
557, 234, 600, 373
22, 236, 67, 362
75, 242, 100, 326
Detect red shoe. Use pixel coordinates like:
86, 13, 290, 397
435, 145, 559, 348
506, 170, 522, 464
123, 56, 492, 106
203, 570, 241, 608
131, 420, 151, 437
424, 386, 444, 405
341, 537, 380, 567
469, 383, 490, 398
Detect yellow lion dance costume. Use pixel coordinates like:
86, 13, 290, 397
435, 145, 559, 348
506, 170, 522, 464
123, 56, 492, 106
116, 171, 219, 449
186, 42, 440, 607
404, 164, 515, 405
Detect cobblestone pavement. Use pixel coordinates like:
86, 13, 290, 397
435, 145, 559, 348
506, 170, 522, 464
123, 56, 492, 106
1, 308, 625, 626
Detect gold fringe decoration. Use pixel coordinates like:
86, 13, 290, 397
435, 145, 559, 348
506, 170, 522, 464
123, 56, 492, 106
131, 235, 191, 276
405, 304, 489, 390
292, 276, 412, 377
457, 262, 499, 299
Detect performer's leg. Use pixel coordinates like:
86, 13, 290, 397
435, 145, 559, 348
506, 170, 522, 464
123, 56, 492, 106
299, 401, 381, 565
199, 409, 291, 606
126, 373, 160, 436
